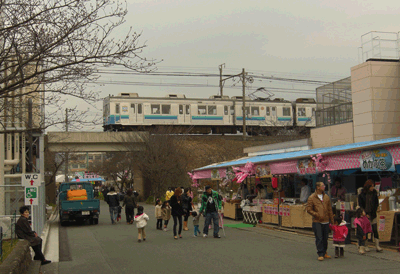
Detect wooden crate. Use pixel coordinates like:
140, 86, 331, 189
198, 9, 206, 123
281, 215, 292, 228
262, 212, 272, 223
290, 205, 305, 228
271, 214, 279, 224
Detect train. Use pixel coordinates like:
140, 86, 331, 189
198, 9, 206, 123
103, 93, 316, 135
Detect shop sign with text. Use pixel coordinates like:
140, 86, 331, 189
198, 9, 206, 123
360, 149, 395, 172
297, 159, 317, 175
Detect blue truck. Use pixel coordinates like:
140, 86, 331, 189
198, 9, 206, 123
59, 181, 100, 226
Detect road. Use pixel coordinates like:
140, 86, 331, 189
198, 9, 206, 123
41, 201, 400, 274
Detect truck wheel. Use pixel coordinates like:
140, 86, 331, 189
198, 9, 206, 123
94, 218, 99, 225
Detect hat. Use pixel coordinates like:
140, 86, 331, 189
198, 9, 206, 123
205, 186, 211, 191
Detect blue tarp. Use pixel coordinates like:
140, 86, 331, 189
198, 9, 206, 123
195, 136, 400, 171
70, 178, 105, 182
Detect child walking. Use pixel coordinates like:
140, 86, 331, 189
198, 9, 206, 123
161, 201, 171, 232
354, 207, 372, 255
191, 210, 201, 237
155, 199, 163, 230
329, 215, 348, 258
134, 206, 149, 243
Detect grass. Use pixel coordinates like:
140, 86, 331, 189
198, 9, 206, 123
0, 239, 19, 264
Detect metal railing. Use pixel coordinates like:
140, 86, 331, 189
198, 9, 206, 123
316, 102, 353, 127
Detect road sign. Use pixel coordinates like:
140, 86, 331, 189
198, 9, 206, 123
24, 187, 38, 206
22, 173, 41, 187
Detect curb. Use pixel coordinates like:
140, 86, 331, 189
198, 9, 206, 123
41, 207, 58, 254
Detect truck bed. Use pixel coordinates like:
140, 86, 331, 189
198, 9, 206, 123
61, 199, 100, 211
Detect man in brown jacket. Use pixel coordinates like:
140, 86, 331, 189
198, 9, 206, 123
306, 182, 334, 261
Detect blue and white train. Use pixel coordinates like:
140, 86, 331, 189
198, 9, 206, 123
103, 93, 316, 134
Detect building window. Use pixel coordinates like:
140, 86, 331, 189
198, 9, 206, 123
266, 107, 270, 116
224, 106, 228, 115
88, 156, 93, 160
80, 164, 86, 169
186, 105, 190, 115
131, 104, 135, 113
198, 105, 206, 115
283, 107, 291, 116
72, 164, 79, 169
208, 105, 217, 115
251, 107, 259, 116
298, 108, 306, 117
138, 104, 142, 114
162, 105, 171, 114
115, 103, 120, 114
95, 156, 101, 160
179, 105, 183, 114
151, 104, 160, 114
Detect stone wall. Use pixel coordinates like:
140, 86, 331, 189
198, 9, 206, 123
0, 240, 33, 274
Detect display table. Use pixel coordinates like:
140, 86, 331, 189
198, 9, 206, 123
224, 202, 243, 220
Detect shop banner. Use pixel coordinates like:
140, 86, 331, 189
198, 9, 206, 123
255, 165, 271, 178
360, 149, 395, 172
211, 169, 221, 180
297, 159, 317, 175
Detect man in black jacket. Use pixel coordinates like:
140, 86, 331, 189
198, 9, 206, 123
106, 186, 120, 224
15, 206, 51, 265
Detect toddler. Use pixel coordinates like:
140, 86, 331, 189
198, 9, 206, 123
191, 210, 201, 237
329, 216, 348, 258
134, 206, 149, 243
161, 201, 171, 231
353, 207, 372, 255
155, 199, 163, 230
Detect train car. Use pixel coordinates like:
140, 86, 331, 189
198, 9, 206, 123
294, 98, 316, 127
103, 93, 315, 134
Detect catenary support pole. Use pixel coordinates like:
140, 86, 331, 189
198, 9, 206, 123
242, 68, 246, 141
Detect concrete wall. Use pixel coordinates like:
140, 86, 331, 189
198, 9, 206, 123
351, 60, 400, 143
310, 122, 354, 148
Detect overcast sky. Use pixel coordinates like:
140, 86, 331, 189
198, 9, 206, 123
54, 0, 400, 131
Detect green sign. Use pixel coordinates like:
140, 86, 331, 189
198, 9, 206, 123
26, 187, 37, 199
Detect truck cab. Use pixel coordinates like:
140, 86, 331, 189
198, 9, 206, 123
59, 182, 100, 226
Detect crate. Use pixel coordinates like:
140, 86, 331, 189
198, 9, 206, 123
281, 215, 292, 228
271, 215, 279, 224
262, 212, 272, 223
290, 205, 305, 228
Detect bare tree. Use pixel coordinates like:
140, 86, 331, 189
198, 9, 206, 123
0, 0, 157, 131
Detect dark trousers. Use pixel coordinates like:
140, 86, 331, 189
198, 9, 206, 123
32, 242, 45, 262
183, 210, 190, 222
312, 222, 330, 257
203, 211, 219, 237
125, 206, 134, 223
172, 215, 182, 236
371, 223, 379, 240
157, 219, 163, 229
164, 220, 169, 227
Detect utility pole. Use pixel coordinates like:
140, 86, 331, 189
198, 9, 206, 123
242, 68, 246, 141
64, 108, 69, 183
219, 64, 225, 96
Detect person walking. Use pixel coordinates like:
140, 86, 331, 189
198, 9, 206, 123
106, 186, 120, 224
199, 185, 222, 239
123, 189, 137, 224
306, 182, 334, 261
161, 201, 171, 231
15, 206, 51, 265
191, 210, 201, 237
358, 179, 383, 252
354, 207, 372, 255
155, 199, 163, 230
329, 215, 348, 258
182, 187, 193, 231
134, 206, 149, 243
170, 187, 184, 239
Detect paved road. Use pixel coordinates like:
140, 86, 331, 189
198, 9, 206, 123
42, 201, 400, 274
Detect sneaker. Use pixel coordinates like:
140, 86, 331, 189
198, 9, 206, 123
193, 235, 197, 237
318, 257, 324, 261
138, 239, 142, 243
214, 235, 221, 238
203, 234, 208, 238
163, 228, 167, 232
324, 254, 331, 259
143, 238, 146, 241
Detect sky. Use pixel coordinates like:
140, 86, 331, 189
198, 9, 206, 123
54, 0, 400, 131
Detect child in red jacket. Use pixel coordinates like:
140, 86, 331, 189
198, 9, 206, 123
329, 216, 348, 258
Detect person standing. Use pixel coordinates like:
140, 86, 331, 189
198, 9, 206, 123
306, 182, 334, 261
15, 206, 51, 265
199, 185, 222, 239
106, 186, 120, 224
358, 179, 383, 252
155, 199, 163, 230
165, 187, 174, 203
331, 178, 347, 201
170, 187, 184, 239
300, 178, 311, 203
123, 189, 137, 224
134, 206, 149, 243
161, 201, 171, 231
182, 187, 193, 231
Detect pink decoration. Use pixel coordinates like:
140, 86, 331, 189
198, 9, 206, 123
233, 162, 256, 183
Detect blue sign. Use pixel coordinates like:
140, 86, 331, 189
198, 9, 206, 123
360, 149, 395, 172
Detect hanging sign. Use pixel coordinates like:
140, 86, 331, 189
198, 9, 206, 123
25, 187, 38, 206
297, 159, 317, 175
22, 174, 41, 187
211, 169, 221, 181
360, 149, 395, 172
255, 165, 271, 178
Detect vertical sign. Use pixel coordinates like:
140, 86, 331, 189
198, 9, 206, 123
25, 187, 38, 206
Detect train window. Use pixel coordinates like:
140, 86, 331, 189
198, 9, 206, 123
115, 103, 120, 114
283, 107, 291, 116
266, 107, 270, 116
130, 104, 135, 113
162, 105, 171, 114
151, 104, 160, 114
312, 108, 316, 116
251, 107, 259, 116
138, 104, 142, 114
224, 106, 228, 115
179, 105, 183, 114
198, 105, 206, 115
244, 107, 250, 116
298, 108, 306, 117
208, 106, 217, 115
230, 106, 234, 115
186, 105, 190, 115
